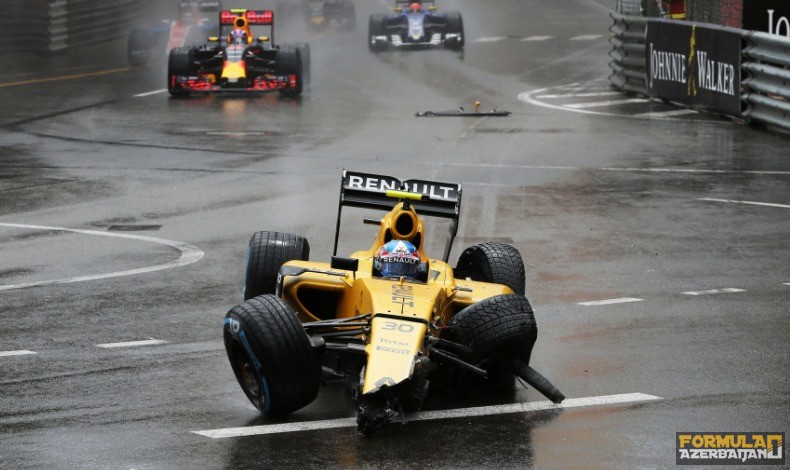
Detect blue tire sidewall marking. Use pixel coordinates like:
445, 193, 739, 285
239, 329, 272, 414
225, 317, 272, 414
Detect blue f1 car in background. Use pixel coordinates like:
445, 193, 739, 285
368, 0, 463, 52
127, 1, 222, 66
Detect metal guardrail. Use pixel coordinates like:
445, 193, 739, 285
610, 13, 790, 134
742, 31, 790, 132
608, 13, 648, 95
0, 0, 152, 54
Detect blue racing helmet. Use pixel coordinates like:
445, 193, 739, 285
375, 240, 420, 278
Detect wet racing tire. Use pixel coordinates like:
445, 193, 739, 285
368, 14, 387, 51
445, 294, 537, 390
244, 231, 310, 300
294, 42, 311, 85
167, 47, 194, 97
276, 44, 304, 96
445, 11, 464, 49
454, 242, 526, 295
224, 295, 320, 415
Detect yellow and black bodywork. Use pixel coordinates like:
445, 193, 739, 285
223, 170, 564, 434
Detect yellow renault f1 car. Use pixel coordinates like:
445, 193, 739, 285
223, 170, 564, 435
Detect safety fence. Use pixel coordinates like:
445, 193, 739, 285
609, 12, 790, 133
0, 0, 153, 54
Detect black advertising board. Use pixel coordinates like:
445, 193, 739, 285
743, 0, 790, 36
646, 20, 741, 116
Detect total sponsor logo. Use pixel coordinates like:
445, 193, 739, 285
676, 432, 784, 465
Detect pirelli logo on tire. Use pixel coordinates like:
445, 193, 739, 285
676, 432, 784, 465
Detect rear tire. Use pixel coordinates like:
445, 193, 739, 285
224, 295, 320, 415
167, 47, 195, 97
244, 231, 310, 301
276, 44, 304, 96
455, 242, 526, 295
294, 42, 311, 85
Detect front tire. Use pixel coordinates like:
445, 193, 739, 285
276, 44, 304, 96
445, 11, 464, 49
368, 14, 387, 52
167, 47, 194, 97
224, 295, 321, 415
445, 294, 537, 390
244, 231, 310, 301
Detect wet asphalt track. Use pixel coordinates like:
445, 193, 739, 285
1, 0, 789, 468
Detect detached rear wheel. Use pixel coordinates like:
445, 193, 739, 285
224, 295, 320, 415
455, 242, 526, 295
244, 231, 309, 300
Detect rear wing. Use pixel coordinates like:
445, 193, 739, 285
220, 9, 274, 25
333, 170, 462, 262
395, 0, 436, 4
178, 1, 222, 12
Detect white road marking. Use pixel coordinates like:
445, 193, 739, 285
570, 34, 604, 40
521, 35, 554, 41
578, 297, 644, 306
0, 350, 37, 357
537, 91, 620, 99
698, 198, 790, 210
475, 36, 507, 42
682, 288, 746, 296
96, 339, 167, 349
636, 109, 698, 118
133, 89, 167, 98
193, 393, 662, 438
0, 223, 204, 291
784, 283, 790, 286
566, 98, 650, 109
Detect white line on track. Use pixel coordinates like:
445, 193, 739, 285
521, 35, 554, 41
570, 34, 604, 40
193, 393, 662, 438
0, 350, 37, 357
784, 283, 790, 286
0, 223, 204, 291
566, 98, 650, 109
133, 89, 168, 98
96, 339, 167, 349
682, 288, 746, 296
578, 297, 644, 306
635, 109, 698, 118
475, 36, 507, 42
698, 198, 790, 209
537, 92, 620, 99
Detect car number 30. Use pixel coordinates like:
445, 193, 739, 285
382, 321, 414, 333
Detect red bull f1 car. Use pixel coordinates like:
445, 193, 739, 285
223, 171, 564, 435
168, 9, 310, 97
368, 0, 464, 51
128, 1, 222, 66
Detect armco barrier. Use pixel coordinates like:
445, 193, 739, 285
608, 13, 648, 95
0, 0, 153, 54
742, 31, 790, 131
610, 13, 790, 133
